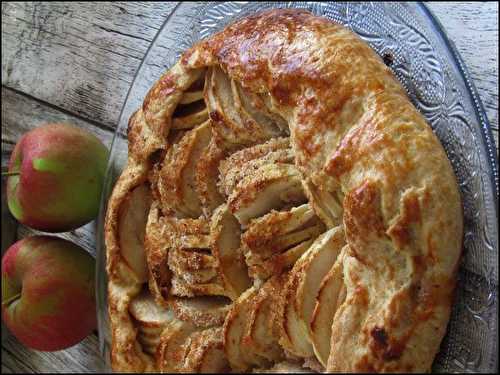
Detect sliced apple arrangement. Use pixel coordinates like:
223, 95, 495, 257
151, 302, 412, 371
171, 296, 231, 328
210, 204, 252, 299
118, 184, 152, 283
154, 296, 231, 372
105, 65, 354, 373
179, 327, 229, 373
157, 120, 213, 218
218, 138, 307, 227
129, 289, 176, 355
242, 204, 325, 280
223, 276, 285, 371
277, 227, 346, 360
310, 247, 347, 367
144, 201, 226, 302
206, 66, 284, 149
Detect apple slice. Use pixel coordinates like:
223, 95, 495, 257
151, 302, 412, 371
156, 319, 198, 372
149, 212, 233, 297
220, 148, 295, 200
233, 81, 288, 135
171, 296, 232, 328
144, 202, 211, 304
242, 204, 325, 280
172, 266, 218, 286
157, 120, 211, 218
242, 204, 317, 258
248, 238, 316, 281
118, 184, 152, 283
172, 107, 208, 130
167, 247, 218, 284
145, 201, 219, 286
223, 287, 267, 371
143, 202, 172, 305
171, 92, 208, 130
129, 289, 175, 356
310, 246, 347, 367
295, 227, 346, 341
180, 90, 204, 105
181, 327, 230, 373
255, 361, 314, 373
228, 163, 306, 227
206, 67, 272, 148
239, 297, 271, 369
218, 137, 291, 198
278, 270, 314, 358
170, 274, 229, 298
195, 138, 225, 216
210, 204, 251, 300
278, 228, 346, 361
231, 79, 283, 139
243, 276, 284, 363
303, 179, 344, 228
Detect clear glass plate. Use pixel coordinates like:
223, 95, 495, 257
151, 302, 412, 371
96, 2, 499, 372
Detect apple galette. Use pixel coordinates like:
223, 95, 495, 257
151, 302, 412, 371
105, 9, 463, 373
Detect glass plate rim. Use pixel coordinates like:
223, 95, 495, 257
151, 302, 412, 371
95, 2, 499, 372
418, 2, 499, 204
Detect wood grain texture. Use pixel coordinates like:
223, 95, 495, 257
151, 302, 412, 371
1, 1, 178, 128
1, 87, 114, 150
2, 333, 106, 373
427, 2, 498, 143
1, 2, 497, 373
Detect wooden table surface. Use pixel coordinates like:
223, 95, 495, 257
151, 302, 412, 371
1, 2, 498, 373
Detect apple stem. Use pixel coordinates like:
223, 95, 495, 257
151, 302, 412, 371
1, 171, 19, 177
2, 292, 21, 308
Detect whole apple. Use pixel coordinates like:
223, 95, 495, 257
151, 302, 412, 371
1, 236, 96, 351
6, 123, 109, 232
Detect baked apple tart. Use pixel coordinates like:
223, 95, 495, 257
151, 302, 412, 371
105, 9, 463, 373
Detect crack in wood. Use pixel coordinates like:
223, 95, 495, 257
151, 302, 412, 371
2, 86, 117, 134
95, 24, 152, 43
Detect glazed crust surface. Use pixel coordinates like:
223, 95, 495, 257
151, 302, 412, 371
105, 9, 463, 373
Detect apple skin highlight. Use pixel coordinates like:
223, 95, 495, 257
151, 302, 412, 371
6, 123, 109, 232
2, 236, 96, 351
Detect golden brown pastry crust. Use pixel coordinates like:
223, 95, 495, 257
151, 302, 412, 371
105, 9, 462, 373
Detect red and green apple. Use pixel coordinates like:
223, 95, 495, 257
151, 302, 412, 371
1, 236, 96, 351
6, 123, 109, 232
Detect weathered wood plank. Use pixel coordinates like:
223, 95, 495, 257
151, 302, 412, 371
14, 222, 98, 257
427, 2, 498, 144
1, 87, 115, 148
1, 2, 178, 128
2, 333, 106, 374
